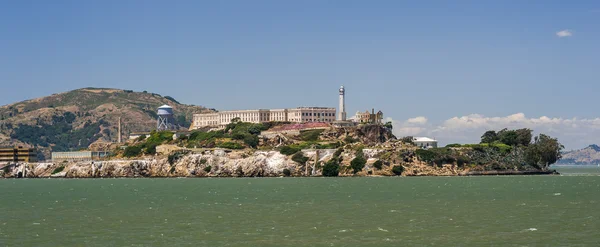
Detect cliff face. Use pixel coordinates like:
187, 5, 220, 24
1, 147, 470, 178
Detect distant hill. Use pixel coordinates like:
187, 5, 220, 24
558, 144, 600, 165
0, 88, 210, 159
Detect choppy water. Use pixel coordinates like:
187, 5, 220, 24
1, 167, 600, 246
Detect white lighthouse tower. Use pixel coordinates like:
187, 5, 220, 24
338, 85, 346, 121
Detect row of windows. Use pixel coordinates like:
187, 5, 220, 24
301, 112, 335, 117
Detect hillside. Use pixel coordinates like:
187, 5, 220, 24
558, 145, 600, 165
0, 88, 209, 159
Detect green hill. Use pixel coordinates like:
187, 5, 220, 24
0, 88, 210, 159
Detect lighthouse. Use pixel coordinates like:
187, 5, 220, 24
338, 85, 346, 121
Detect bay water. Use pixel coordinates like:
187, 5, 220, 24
1, 166, 599, 246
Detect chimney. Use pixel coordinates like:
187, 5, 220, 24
118, 117, 122, 143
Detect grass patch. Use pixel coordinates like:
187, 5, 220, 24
52, 166, 65, 174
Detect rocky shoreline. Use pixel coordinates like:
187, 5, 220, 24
1, 149, 557, 178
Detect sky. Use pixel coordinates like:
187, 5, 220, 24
1, 1, 599, 149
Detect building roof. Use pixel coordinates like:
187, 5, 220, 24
414, 137, 437, 142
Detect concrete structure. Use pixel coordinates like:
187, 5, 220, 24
51, 151, 110, 163
413, 137, 438, 149
157, 105, 175, 131
355, 109, 384, 124
338, 85, 346, 121
0, 146, 37, 163
191, 107, 336, 129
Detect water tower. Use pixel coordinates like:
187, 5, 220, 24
157, 105, 175, 130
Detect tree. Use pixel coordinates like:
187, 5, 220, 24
515, 128, 532, 146
525, 134, 564, 170
480, 130, 497, 144
384, 121, 393, 129
400, 136, 414, 145
350, 156, 367, 174
392, 165, 404, 175
373, 160, 383, 170
322, 159, 340, 177
497, 129, 518, 146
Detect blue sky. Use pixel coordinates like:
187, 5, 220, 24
1, 1, 599, 149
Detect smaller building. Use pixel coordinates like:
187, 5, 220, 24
51, 151, 110, 163
354, 109, 384, 124
413, 137, 438, 149
0, 146, 37, 163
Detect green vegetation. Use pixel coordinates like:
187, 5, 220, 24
125, 130, 174, 157
280, 146, 301, 155
300, 129, 324, 142
217, 142, 244, 149
384, 121, 393, 129
415, 149, 435, 162
203, 166, 212, 173
124, 145, 143, 157
282, 168, 291, 177
164, 96, 180, 104
392, 165, 404, 175
168, 150, 190, 165
322, 158, 340, 177
344, 136, 358, 144
373, 160, 383, 170
10, 112, 104, 151
292, 152, 309, 164
480, 128, 532, 146
400, 136, 414, 144
51, 166, 65, 174
525, 134, 564, 170
350, 149, 366, 174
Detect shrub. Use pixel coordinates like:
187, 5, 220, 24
243, 135, 259, 148
344, 136, 358, 144
218, 142, 244, 149
292, 152, 309, 164
280, 146, 301, 155
300, 129, 324, 142
333, 148, 343, 158
282, 168, 291, 177
136, 134, 147, 142
322, 159, 339, 177
373, 160, 383, 170
203, 166, 212, 173
350, 156, 367, 174
392, 165, 404, 176
445, 143, 462, 148
52, 166, 65, 174
144, 143, 157, 155
456, 156, 470, 167
168, 150, 190, 165
400, 136, 414, 144
415, 149, 435, 162
200, 158, 208, 164
124, 145, 142, 157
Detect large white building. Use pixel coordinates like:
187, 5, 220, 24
191, 107, 337, 129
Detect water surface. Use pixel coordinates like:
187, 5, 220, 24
1, 167, 599, 246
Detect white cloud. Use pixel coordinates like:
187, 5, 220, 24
556, 29, 573, 37
407, 116, 428, 125
390, 113, 600, 150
